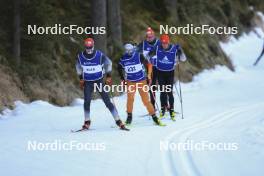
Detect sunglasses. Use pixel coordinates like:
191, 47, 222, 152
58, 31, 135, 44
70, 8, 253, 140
85, 46, 94, 49
146, 35, 154, 39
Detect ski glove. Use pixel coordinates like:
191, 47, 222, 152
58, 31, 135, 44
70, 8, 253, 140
105, 76, 113, 85
80, 79, 85, 90
121, 80, 127, 86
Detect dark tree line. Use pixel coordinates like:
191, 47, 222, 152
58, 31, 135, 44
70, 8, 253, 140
12, 0, 123, 65
92, 0, 122, 53
13, 0, 21, 65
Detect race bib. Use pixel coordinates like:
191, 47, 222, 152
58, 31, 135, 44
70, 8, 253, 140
125, 64, 143, 73
83, 65, 102, 74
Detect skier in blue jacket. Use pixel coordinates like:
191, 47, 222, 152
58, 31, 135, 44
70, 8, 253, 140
137, 27, 160, 109
150, 34, 187, 121
75, 38, 128, 131
117, 43, 165, 126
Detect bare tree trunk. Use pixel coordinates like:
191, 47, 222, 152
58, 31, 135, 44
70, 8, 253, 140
107, 0, 122, 48
91, 0, 107, 53
13, 0, 21, 65
164, 0, 179, 23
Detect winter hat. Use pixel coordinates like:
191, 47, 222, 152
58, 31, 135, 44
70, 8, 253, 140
160, 34, 170, 44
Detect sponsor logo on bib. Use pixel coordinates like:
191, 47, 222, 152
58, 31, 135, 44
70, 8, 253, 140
159, 56, 173, 64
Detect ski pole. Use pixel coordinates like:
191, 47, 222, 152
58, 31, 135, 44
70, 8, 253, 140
174, 79, 181, 101
254, 42, 264, 66
253, 55, 263, 66
177, 63, 184, 119
109, 91, 117, 109
107, 79, 117, 109
173, 83, 182, 115
173, 67, 182, 115
149, 86, 161, 115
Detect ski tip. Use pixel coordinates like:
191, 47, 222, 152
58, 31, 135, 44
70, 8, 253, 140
157, 123, 167, 127
121, 127, 130, 131
71, 129, 78, 133
71, 128, 89, 133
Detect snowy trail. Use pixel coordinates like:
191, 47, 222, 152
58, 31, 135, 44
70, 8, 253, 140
161, 103, 264, 176
1, 24, 264, 175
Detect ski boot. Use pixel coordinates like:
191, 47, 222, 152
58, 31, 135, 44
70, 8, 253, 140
125, 113, 132, 126
82, 120, 91, 130
116, 119, 130, 131
169, 109, 176, 121
152, 114, 166, 126
159, 107, 166, 119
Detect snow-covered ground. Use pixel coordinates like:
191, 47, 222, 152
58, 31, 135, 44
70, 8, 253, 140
1, 27, 264, 176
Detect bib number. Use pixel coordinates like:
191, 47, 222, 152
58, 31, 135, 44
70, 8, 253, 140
125, 64, 143, 73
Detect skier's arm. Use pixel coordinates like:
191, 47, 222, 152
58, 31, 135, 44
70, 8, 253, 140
76, 55, 85, 89
117, 62, 125, 81
140, 54, 152, 80
75, 55, 83, 80
137, 42, 144, 54
147, 63, 153, 80
138, 41, 154, 61
148, 49, 156, 59
101, 54, 112, 77
147, 49, 157, 67
176, 47, 187, 62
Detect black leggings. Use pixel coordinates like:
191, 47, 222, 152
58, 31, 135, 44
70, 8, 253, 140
83, 79, 119, 121
149, 67, 158, 107
157, 70, 174, 110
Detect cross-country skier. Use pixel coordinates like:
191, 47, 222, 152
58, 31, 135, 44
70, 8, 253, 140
117, 43, 165, 126
137, 27, 160, 109
75, 38, 128, 131
150, 34, 187, 121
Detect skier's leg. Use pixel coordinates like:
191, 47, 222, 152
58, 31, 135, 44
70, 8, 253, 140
158, 74, 167, 115
167, 76, 174, 111
126, 81, 136, 114
167, 75, 176, 120
137, 80, 164, 126
168, 85, 174, 112
149, 67, 157, 108
96, 80, 120, 121
138, 80, 155, 115
83, 81, 93, 121
125, 81, 136, 124
149, 89, 156, 108
82, 81, 93, 129
95, 80, 128, 129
